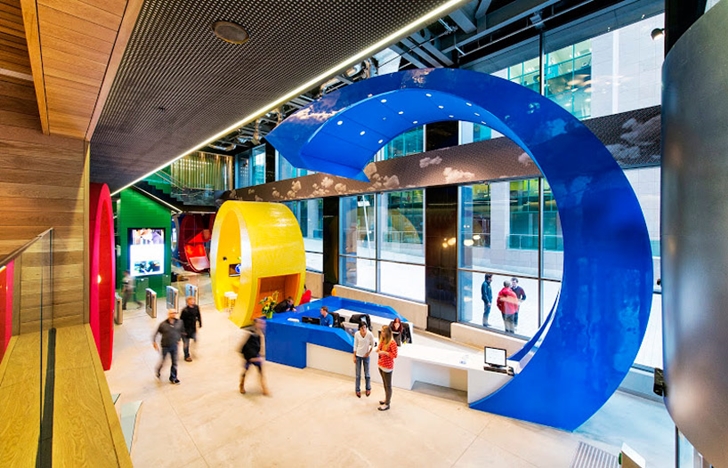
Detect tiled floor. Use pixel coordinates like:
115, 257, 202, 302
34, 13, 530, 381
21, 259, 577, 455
106, 278, 674, 467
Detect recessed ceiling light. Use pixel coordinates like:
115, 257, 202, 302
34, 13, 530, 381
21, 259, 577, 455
425, 93, 432, 97
413, 121, 418, 124
474, 113, 480, 116
449, 115, 454, 118
466, 102, 472, 106
438, 105, 444, 109
211, 21, 249, 45
337, 120, 343, 125
398, 111, 404, 114
360, 131, 366, 135
378, 139, 384, 144
381, 99, 387, 103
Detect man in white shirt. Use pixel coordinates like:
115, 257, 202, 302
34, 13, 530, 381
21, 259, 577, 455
352, 321, 374, 398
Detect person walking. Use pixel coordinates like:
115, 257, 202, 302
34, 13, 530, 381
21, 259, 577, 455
152, 309, 184, 384
510, 277, 527, 330
179, 296, 202, 362
497, 281, 519, 334
481, 274, 493, 326
121, 270, 143, 310
376, 325, 398, 411
240, 318, 269, 395
353, 321, 374, 398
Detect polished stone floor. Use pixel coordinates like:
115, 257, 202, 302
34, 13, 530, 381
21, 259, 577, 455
106, 280, 674, 467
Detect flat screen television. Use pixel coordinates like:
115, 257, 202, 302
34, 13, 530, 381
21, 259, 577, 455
129, 228, 165, 277
229, 263, 241, 277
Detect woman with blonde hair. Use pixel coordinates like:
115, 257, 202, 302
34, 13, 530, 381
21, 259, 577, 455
376, 325, 398, 411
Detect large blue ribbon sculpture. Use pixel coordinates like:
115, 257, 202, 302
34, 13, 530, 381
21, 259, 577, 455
267, 69, 653, 430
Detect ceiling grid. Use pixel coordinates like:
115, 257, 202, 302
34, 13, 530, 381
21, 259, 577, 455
91, 0, 448, 191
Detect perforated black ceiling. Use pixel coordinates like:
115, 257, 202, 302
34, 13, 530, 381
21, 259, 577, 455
90, 0, 453, 192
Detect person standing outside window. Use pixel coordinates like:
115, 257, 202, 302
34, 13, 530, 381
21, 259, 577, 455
481, 274, 493, 326
376, 325, 398, 411
497, 281, 519, 334
152, 309, 184, 384
352, 321, 374, 398
179, 296, 202, 362
510, 277, 527, 331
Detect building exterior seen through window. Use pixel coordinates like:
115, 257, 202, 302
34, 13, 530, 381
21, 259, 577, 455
283, 199, 323, 272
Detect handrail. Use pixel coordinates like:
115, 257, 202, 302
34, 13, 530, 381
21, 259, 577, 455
0, 228, 53, 269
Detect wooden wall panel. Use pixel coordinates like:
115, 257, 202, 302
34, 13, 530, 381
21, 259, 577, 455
0, 122, 88, 329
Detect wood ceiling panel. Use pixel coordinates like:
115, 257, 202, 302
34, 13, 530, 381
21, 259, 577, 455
47, 98, 96, 119
38, 4, 117, 45
0, 78, 34, 100
76, 0, 127, 17
43, 38, 110, 65
0, 108, 40, 129
0, 94, 37, 115
45, 84, 97, 107
47, 113, 90, 137
38, 0, 120, 30
0, 21, 25, 38
45, 75, 98, 95
44, 58, 105, 87
39, 20, 114, 56
42, 46, 108, 74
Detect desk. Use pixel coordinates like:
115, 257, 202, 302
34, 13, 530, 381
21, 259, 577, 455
306, 341, 517, 403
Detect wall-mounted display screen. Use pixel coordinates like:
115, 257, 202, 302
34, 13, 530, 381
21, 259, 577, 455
129, 228, 165, 277
229, 263, 241, 277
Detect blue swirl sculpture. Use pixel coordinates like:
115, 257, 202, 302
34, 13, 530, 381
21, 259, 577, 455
267, 69, 653, 430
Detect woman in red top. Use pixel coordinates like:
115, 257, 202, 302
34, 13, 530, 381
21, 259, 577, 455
377, 325, 398, 411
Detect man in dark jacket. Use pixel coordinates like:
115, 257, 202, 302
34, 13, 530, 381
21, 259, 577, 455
510, 277, 527, 331
153, 309, 184, 384
273, 297, 296, 313
240, 318, 268, 395
180, 296, 202, 362
481, 274, 493, 326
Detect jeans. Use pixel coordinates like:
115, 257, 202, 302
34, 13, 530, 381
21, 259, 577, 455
502, 314, 517, 334
379, 368, 393, 405
157, 346, 178, 380
483, 303, 491, 326
355, 356, 370, 392
182, 331, 196, 358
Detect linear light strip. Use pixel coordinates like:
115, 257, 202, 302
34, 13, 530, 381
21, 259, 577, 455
111, 0, 469, 195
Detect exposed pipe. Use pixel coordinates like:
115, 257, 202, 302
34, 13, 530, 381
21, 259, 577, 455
208, 141, 236, 151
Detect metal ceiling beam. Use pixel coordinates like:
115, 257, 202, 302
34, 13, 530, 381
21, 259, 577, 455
389, 44, 429, 68
410, 31, 454, 66
475, 0, 492, 18
441, 0, 563, 52
449, 8, 477, 32
400, 38, 444, 67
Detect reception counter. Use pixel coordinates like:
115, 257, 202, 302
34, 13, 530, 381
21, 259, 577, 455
265, 298, 516, 404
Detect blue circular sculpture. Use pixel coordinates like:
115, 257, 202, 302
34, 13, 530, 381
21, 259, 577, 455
267, 68, 653, 430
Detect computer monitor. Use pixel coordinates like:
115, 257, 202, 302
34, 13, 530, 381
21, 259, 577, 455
484, 347, 507, 368
302, 316, 321, 326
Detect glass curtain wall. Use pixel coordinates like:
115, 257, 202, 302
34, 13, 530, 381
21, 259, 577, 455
283, 199, 324, 272
340, 190, 425, 302
250, 145, 266, 186
380, 126, 425, 161
276, 150, 315, 181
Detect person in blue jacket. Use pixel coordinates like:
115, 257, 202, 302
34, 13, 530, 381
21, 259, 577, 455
481, 274, 493, 326
319, 306, 334, 327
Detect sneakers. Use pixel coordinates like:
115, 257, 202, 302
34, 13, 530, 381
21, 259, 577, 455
169, 378, 180, 385
378, 405, 390, 411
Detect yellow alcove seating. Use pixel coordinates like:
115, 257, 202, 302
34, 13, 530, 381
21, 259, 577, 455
210, 201, 306, 327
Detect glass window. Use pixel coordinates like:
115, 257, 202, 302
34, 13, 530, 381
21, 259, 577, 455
458, 271, 539, 337
284, 199, 324, 272
509, 179, 540, 250
379, 262, 425, 302
378, 190, 424, 264
340, 195, 376, 289
250, 145, 266, 186
381, 126, 424, 160
276, 151, 297, 181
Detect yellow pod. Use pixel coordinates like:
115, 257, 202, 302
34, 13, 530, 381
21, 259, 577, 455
210, 201, 306, 327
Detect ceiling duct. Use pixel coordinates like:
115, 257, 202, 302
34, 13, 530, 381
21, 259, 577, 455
208, 141, 236, 151
251, 119, 261, 145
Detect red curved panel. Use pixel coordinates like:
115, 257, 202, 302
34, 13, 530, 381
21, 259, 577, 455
90, 183, 115, 370
0, 261, 14, 363
179, 214, 210, 273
